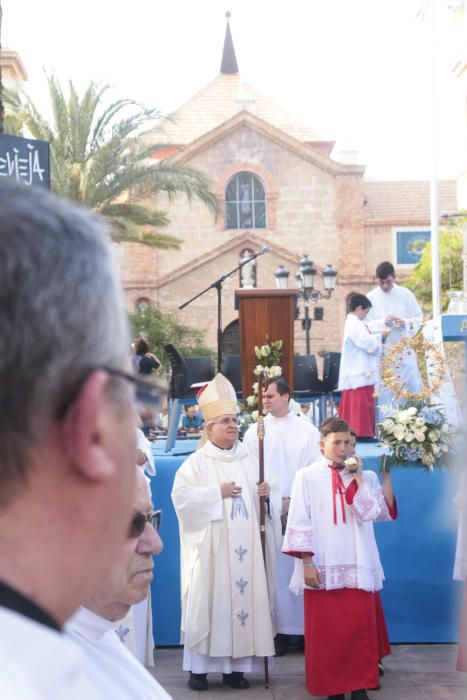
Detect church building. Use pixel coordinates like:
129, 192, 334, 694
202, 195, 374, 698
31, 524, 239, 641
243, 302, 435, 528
117, 17, 458, 357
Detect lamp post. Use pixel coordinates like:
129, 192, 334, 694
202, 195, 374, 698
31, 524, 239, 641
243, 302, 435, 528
274, 257, 337, 355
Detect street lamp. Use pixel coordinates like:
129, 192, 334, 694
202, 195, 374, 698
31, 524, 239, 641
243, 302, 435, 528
274, 256, 337, 355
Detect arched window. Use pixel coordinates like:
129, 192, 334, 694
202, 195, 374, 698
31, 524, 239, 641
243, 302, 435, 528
135, 297, 150, 314
225, 172, 266, 229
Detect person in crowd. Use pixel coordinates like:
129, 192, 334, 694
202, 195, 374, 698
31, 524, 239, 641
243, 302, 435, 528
338, 294, 389, 438
283, 417, 397, 700
244, 377, 320, 656
122, 427, 157, 667
181, 404, 204, 433
132, 338, 161, 375
366, 261, 423, 407
66, 468, 171, 699
0, 182, 147, 698
454, 474, 467, 672
172, 374, 278, 691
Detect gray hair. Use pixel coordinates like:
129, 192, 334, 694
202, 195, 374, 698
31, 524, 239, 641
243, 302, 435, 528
0, 182, 130, 501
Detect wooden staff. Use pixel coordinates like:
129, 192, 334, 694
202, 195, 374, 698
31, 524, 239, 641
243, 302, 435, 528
257, 370, 269, 689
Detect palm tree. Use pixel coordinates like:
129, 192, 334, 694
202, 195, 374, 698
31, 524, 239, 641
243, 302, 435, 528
6, 75, 217, 248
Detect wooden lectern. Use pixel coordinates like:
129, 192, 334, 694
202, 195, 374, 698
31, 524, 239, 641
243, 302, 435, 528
235, 289, 296, 399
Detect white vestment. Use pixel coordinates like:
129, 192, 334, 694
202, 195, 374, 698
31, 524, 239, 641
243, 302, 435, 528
454, 475, 467, 582
283, 457, 395, 596
171, 440, 278, 672
366, 283, 423, 405
338, 313, 382, 391
0, 606, 99, 700
66, 606, 171, 699
244, 412, 320, 634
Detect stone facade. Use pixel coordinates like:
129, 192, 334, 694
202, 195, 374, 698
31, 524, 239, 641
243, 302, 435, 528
119, 71, 459, 358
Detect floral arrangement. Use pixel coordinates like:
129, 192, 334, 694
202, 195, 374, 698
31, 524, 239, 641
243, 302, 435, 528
243, 336, 283, 422
377, 404, 455, 471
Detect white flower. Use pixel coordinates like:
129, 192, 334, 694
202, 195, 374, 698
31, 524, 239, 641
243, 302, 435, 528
407, 407, 418, 416
428, 430, 440, 442
251, 410, 259, 422
441, 424, 450, 433
252, 382, 259, 394
397, 410, 410, 424
253, 364, 264, 376
260, 345, 271, 357
246, 395, 256, 407
415, 417, 425, 427
269, 365, 282, 377
393, 427, 405, 441
254, 346, 262, 360
422, 452, 435, 467
433, 445, 441, 456
405, 432, 415, 442
414, 430, 425, 442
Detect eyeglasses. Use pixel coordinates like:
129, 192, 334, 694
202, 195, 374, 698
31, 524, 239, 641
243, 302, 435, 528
128, 509, 162, 538
56, 366, 166, 419
208, 417, 239, 427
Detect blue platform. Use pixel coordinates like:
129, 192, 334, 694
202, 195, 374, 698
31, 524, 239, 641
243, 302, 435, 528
149, 439, 463, 646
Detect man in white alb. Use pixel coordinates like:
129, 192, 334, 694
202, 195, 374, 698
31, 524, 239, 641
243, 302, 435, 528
67, 468, 171, 699
172, 374, 279, 691
366, 261, 423, 408
244, 377, 320, 655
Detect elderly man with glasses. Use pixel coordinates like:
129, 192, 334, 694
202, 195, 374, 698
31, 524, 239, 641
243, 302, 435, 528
172, 374, 280, 692
0, 182, 165, 699
66, 468, 170, 699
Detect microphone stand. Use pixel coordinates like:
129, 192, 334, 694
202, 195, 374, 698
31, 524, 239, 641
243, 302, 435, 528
179, 248, 268, 371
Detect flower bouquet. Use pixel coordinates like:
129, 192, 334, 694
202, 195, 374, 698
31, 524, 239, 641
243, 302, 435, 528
377, 404, 455, 471
242, 336, 283, 423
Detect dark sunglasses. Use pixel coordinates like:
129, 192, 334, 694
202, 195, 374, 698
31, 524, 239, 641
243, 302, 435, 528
57, 366, 165, 419
128, 509, 162, 539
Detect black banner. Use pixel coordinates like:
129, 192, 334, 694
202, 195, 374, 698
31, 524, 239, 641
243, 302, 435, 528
0, 133, 50, 189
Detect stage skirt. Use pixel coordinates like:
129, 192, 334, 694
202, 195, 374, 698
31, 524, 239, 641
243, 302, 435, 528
304, 588, 381, 696
339, 385, 375, 438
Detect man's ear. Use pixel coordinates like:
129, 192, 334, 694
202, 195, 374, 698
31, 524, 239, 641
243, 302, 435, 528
61, 370, 115, 482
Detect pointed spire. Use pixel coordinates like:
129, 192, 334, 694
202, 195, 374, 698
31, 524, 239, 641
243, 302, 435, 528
220, 11, 239, 74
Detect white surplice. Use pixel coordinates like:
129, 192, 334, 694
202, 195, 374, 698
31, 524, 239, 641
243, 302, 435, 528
171, 440, 278, 672
366, 283, 423, 403
0, 607, 100, 700
243, 412, 320, 634
66, 607, 171, 699
338, 313, 382, 391
283, 457, 395, 596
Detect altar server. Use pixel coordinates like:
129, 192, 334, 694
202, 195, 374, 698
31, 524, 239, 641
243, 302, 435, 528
283, 417, 397, 700
244, 377, 320, 654
366, 261, 423, 406
172, 374, 278, 691
338, 294, 389, 438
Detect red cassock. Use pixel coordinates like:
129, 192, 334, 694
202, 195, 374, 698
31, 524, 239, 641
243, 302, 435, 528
338, 385, 376, 438
304, 588, 390, 697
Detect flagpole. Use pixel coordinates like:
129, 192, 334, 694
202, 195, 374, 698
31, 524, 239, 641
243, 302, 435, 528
429, 0, 441, 318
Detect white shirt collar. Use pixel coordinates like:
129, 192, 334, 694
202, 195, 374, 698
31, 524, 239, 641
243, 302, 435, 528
67, 606, 114, 642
